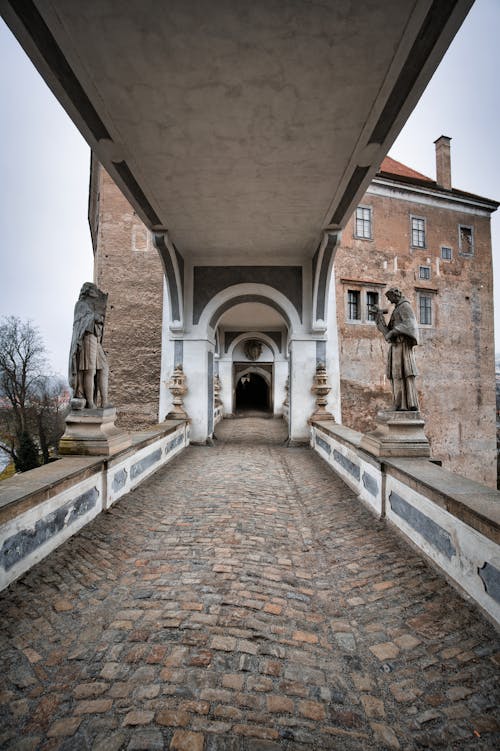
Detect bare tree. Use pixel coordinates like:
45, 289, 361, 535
0, 316, 68, 471
32, 376, 69, 465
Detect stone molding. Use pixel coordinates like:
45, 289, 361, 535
0, 421, 189, 592
360, 410, 431, 458
311, 420, 500, 627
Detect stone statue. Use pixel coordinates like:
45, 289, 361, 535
373, 287, 420, 411
68, 282, 109, 409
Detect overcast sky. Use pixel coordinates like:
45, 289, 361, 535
0, 0, 499, 380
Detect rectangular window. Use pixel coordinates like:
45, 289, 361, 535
419, 266, 431, 280
441, 246, 452, 260
419, 294, 432, 325
366, 291, 379, 321
459, 225, 474, 255
355, 206, 372, 239
347, 290, 361, 321
411, 217, 426, 248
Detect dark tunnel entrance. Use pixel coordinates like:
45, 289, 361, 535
235, 373, 270, 412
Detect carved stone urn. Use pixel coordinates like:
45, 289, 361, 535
166, 364, 189, 420
309, 362, 335, 423
214, 374, 222, 407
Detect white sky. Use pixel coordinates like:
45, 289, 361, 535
0, 0, 499, 379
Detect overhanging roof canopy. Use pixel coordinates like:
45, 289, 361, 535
1, 0, 473, 259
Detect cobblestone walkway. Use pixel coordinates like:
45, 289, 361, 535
1, 418, 499, 751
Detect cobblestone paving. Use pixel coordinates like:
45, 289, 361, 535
1, 417, 499, 750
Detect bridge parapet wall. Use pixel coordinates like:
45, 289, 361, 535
311, 421, 500, 627
0, 421, 189, 593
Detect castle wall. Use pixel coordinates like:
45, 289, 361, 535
92, 165, 164, 429
335, 184, 497, 487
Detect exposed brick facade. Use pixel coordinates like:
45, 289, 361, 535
91, 164, 164, 429
335, 164, 497, 487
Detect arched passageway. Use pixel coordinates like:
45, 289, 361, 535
235, 372, 270, 412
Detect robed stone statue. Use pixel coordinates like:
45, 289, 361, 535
373, 287, 420, 411
61, 282, 130, 455
68, 282, 109, 409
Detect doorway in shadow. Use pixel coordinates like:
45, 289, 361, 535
235, 373, 270, 412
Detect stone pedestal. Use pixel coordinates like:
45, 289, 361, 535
59, 407, 131, 456
309, 362, 335, 423
360, 410, 430, 458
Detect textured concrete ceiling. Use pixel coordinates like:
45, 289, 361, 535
2, 0, 472, 259
219, 303, 285, 329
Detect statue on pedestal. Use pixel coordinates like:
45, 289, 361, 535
361, 287, 430, 457
60, 282, 130, 456
372, 287, 419, 411
68, 282, 109, 410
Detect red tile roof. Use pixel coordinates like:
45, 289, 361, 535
376, 155, 498, 207
377, 156, 500, 211
379, 155, 433, 183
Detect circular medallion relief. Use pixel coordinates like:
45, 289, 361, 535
244, 339, 263, 361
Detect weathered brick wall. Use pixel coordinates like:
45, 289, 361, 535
93, 165, 164, 429
335, 188, 497, 488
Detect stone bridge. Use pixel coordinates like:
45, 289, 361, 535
1, 418, 498, 750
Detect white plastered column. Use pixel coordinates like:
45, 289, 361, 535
219, 357, 233, 415
273, 359, 288, 416
183, 338, 214, 443
325, 265, 342, 422
288, 338, 317, 443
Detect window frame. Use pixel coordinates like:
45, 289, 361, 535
419, 265, 431, 280
418, 292, 433, 327
347, 289, 361, 321
365, 290, 380, 322
441, 246, 453, 261
354, 205, 373, 240
345, 286, 381, 324
410, 215, 426, 249
458, 225, 474, 256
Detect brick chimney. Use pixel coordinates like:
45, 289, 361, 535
434, 135, 452, 190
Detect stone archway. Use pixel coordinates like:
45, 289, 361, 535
234, 364, 272, 413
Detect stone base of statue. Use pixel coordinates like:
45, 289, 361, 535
308, 406, 335, 424
59, 407, 131, 456
165, 405, 190, 421
360, 410, 431, 458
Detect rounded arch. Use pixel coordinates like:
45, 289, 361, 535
234, 366, 272, 412
236, 365, 272, 386
227, 331, 280, 359
196, 284, 300, 336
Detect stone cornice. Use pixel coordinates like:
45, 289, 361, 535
369, 178, 498, 216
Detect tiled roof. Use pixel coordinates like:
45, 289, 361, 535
379, 155, 433, 183
376, 155, 499, 208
